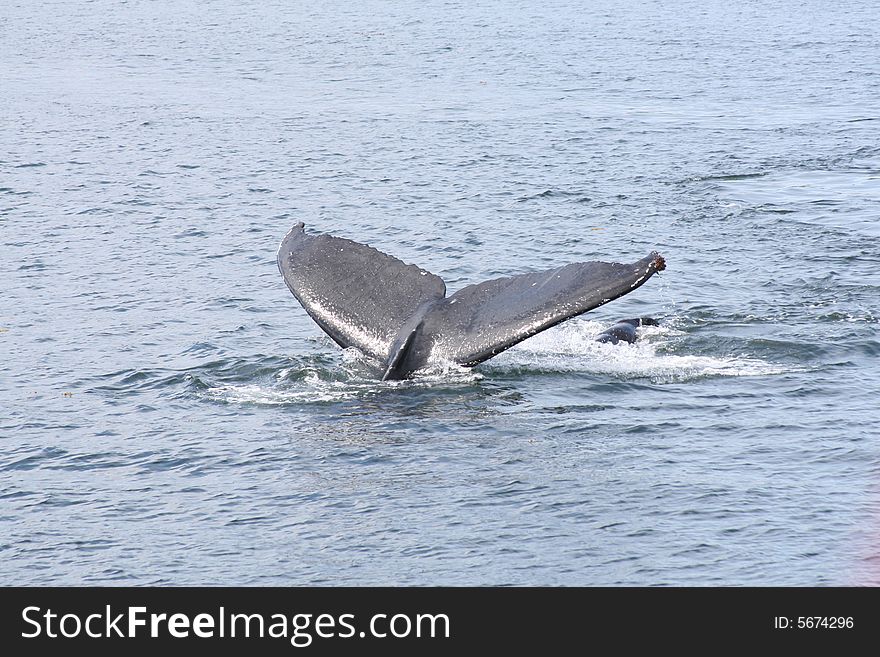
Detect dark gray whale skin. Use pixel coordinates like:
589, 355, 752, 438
277, 223, 666, 380
596, 317, 660, 345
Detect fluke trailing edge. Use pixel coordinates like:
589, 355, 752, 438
277, 223, 666, 380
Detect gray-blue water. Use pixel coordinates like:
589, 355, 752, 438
3, 0, 879, 585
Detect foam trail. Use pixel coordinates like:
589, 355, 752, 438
485, 319, 803, 382
204, 318, 801, 405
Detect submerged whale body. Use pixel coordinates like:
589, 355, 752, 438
596, 317, 660, 345
277, 223, 666, 380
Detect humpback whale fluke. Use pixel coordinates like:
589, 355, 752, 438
277, 223, 666, 380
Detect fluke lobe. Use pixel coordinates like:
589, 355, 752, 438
277, 223, 666, 380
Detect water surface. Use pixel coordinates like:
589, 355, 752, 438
2, 0, 879, 585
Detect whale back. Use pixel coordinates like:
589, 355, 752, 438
277, 223, 446, 362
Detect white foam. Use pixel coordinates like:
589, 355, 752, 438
205, 319, 799, 405
485, 320, 800, 382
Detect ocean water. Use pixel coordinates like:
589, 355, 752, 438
2, 0, 879, 585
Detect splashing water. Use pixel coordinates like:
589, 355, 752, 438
203, 317, 799, 406
487, 319, 802, 382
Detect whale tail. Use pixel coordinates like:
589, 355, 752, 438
277, 224, 665, 378
277, 222, 446, 363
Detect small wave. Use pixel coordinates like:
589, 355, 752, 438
694, 171, 769, 182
